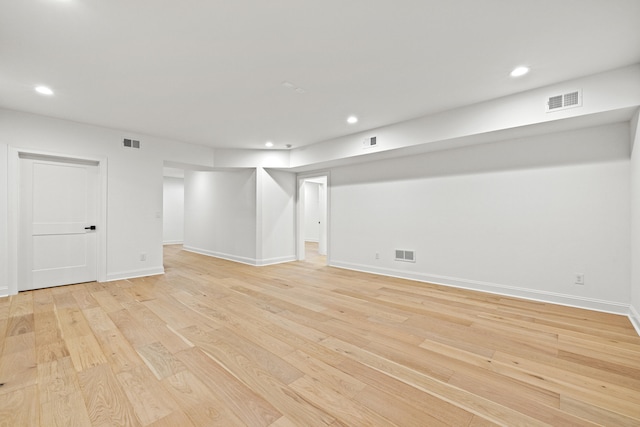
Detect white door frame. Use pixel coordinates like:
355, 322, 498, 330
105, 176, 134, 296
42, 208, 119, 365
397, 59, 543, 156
296, 171, 330, 263
8, 147, 108, 296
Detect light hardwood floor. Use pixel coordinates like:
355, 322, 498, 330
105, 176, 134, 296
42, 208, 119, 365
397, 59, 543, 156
1, 243, 639, 426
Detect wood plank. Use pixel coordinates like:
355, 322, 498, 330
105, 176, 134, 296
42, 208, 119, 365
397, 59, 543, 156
8, 291, 33, 317
0, 331, 37, 396
137, 341, 187, 380
161, 370, 246, 426
66, 334, 108, 372
77, 363, 141, 427
334, 356, 474, 426
120, 301, 192, 354
175, 347, 282, 427
0, 384, 39, 426
56, 307, 94, 339
91, 290, 124, 313
146, 410, 196, 427
289, 374, 400, 426
92, 327, 143, 374
40, 390, 92, 427
115, 364, 178, 426
37, 356, 80, 404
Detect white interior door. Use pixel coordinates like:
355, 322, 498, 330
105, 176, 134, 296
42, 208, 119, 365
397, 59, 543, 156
19, 156, 99, 291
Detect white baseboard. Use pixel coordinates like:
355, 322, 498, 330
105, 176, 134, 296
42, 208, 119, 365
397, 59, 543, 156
330, 261, 630, 316
256, 255, 297, 266
183, 245, 295, 267
105, 266, 165, 282
630, 305, 640, 336
0, 286, 8, 298
163, 240, 184, 245
183, 246, 257, 266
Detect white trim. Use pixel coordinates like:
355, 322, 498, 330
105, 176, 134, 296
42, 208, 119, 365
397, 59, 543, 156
183, 245, 258, 266
0, 287, 8, 298
256, 255, 297, 266
630, 305, 640, 336
183, 245, 295, 267
105, 267, 165, 282
330, 260, 631, 316
8, 147, 108, 295
256, 167, 264, 263
163, 240, 184, 245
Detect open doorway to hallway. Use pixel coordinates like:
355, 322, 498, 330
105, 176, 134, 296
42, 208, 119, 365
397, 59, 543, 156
297, 174, 328, 265
162, 167, 185, 247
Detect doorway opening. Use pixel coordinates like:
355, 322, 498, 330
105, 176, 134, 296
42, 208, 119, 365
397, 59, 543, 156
162, 167, 185, 247
297, 173, 329, 265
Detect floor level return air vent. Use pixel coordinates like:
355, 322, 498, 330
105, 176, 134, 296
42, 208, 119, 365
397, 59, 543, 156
546, 89, 582, 112
395, 249, 415, 263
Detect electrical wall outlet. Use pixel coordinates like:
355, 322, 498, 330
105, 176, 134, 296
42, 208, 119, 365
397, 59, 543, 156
575, 273, 584, 285
140, 253, 147, 262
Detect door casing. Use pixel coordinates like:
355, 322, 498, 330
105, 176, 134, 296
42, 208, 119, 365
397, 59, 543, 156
8, 148, 107, 295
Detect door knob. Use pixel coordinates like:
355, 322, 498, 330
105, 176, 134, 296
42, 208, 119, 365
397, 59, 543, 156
84, 225, 96, 230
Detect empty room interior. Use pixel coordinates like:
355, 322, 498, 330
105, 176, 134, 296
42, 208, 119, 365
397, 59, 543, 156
1, 1, 640, 425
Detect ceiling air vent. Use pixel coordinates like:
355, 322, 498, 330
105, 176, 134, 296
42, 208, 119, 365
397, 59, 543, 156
123, 138, 141, 149
546, 89, 582, 112
363, 136, 377, 149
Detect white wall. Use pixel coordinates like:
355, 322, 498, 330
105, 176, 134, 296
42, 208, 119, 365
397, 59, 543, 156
630, 111, 640, 333
330, 123, 631, 313
0, 108, 215, 292
0, 144, 8, 295
291, 65, 640, 170
184, 169, 257, 264
258, 168, 296, 265
163, 177, 184, 244
183, 168, 296, 266
304, 182, 320, 242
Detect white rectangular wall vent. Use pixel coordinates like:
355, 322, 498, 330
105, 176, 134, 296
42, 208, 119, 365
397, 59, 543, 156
363, 136, 377, 149
546, 89, 582, 112
395, 249, 415, 262
123, 138, 141, 149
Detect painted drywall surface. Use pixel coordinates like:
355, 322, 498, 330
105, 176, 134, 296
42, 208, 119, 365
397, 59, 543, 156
0, 144, 8, 295
291, 64, 640, 169
214, 148, 290, 168
0, 108, 215, 286
163, 177, 184, 244
184, 169, 257, 263
259, 168, 296, 264
630, 112, 640, 332
330, 123, 631, 313
304, 182, 321, 242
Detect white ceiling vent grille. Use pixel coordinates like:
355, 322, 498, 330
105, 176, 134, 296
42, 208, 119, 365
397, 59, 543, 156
546, 89, 582, 112
363, 136, 377, 149
123, 138, 141, 149
395, 249, 415, 263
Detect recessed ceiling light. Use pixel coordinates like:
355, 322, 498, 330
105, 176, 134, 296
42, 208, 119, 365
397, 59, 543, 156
35, 85, 54, 95
510, 66, 530, 77
347, 116, 358, 124
265, 141, 274, 148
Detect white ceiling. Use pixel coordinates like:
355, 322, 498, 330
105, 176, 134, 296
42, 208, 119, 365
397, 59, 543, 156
1, 0, 639, 150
